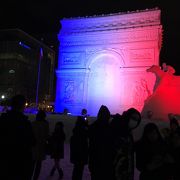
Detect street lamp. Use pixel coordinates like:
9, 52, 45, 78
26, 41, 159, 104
1, 95, 5, 99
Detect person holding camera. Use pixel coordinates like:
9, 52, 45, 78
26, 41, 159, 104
70, 116, 89, 180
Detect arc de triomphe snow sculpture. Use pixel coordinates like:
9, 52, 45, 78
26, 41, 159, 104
55, 8, 162, 116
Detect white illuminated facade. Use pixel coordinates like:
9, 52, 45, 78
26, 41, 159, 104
55, 8, 162, 116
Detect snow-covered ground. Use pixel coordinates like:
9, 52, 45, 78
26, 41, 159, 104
1, 113, 169, 180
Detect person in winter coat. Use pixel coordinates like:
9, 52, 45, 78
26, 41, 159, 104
0, 94, 35, 180
49, 121, 66, 179
31, 110, 49, 180
70, 116, 89, 180
111, 108, 141, 180
88, 105, 114, 180
135, 123, 174, 180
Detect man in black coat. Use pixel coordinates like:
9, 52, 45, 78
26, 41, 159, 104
70, 116, 89, 180
0, 95, 35, 180
88, 105, 114, 180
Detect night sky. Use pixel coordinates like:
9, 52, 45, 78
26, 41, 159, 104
0, 0, 179, 74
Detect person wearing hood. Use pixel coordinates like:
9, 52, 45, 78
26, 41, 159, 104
88, 105, 114, 180
0, 95, 35, 180
70, 115, 89, 180
111, 108, 141, 180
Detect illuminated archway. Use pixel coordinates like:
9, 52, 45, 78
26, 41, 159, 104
87, 50, 124, 116
55, 9, 162, 116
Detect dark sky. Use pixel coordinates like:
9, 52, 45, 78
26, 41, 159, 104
0, 0, 179, 73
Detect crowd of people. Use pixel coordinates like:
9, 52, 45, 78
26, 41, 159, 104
0, 94, 180, 180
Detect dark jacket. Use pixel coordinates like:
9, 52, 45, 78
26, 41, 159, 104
50, 129, 66, 159
88, 119, 114, 180
0, 110, 35, 180
110, 113, 136, 180
135, 139, 172, 180
70, 117, 88, 164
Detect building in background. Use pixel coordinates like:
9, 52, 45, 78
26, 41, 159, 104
0, 29, 55, 108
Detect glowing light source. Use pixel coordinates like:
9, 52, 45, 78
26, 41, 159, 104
19, 41, 31, 50
9, 69, 15, 74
